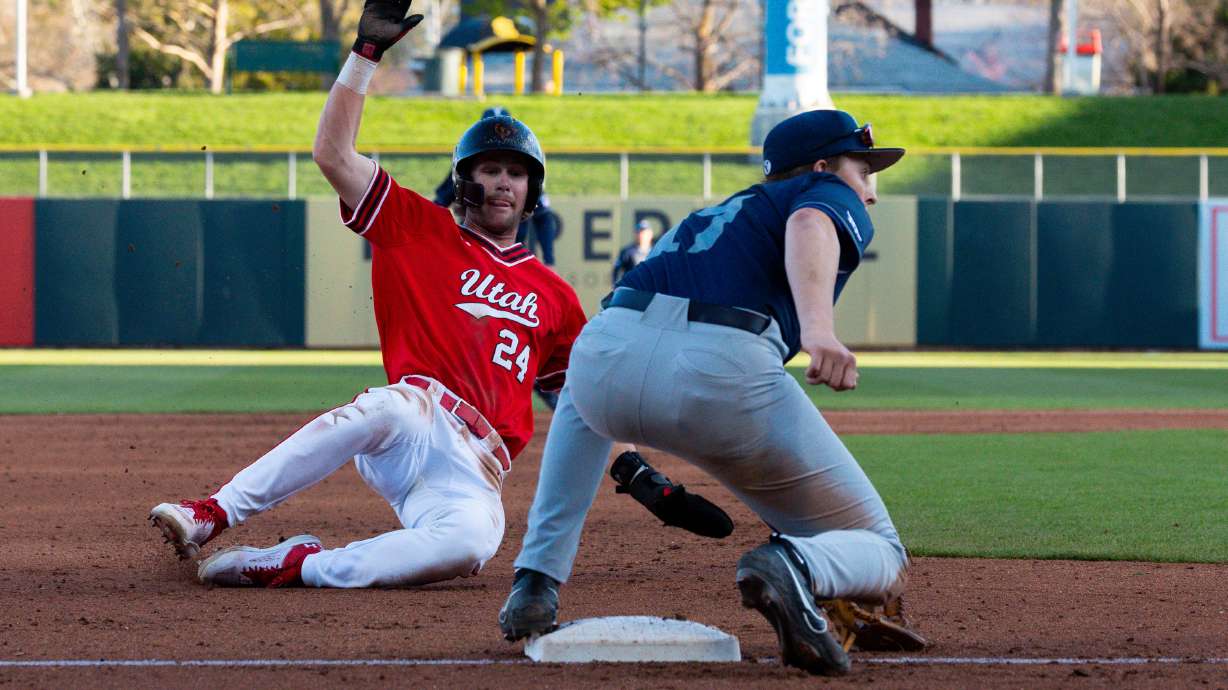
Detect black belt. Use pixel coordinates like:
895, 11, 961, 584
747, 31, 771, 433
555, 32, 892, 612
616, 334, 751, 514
602, 288, 770, 335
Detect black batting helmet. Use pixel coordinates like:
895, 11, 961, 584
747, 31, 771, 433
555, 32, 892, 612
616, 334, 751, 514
451, 115, 546, 214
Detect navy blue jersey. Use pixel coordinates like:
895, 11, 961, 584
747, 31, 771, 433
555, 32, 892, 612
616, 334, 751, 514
618, 172, 873, 360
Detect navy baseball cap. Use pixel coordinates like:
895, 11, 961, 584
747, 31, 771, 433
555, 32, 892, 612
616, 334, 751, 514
762, 109, 905, 177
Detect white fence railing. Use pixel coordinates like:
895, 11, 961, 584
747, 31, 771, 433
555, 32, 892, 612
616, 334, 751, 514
4, 147, 1228, 201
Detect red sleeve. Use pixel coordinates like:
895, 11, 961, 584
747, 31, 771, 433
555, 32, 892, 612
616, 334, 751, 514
339, 165, 442, 247
535, 289, 587, 392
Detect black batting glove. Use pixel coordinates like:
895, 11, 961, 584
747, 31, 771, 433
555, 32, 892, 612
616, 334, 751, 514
353, 0, 424, 62
611, 451, 734, 539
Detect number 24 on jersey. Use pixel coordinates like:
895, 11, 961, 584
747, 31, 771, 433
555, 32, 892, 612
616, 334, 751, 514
492, 329, 530, 382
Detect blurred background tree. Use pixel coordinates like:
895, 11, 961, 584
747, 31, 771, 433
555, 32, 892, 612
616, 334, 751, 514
123, 0, 311, 93
0, 0, 102, 91
1087, 0, 1228, 94
581, 0, 754, 92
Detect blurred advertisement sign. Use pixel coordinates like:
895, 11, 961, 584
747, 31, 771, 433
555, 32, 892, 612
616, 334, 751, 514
751, 0, 833, 147
1200, 201, 1228, 350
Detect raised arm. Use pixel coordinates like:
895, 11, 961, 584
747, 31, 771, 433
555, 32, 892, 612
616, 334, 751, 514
312, 0, 423, 210
784, 207, 858, 392
313, 84, 374, 209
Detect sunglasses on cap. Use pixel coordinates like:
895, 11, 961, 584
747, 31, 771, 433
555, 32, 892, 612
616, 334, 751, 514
857, 123, 874, 148
812, 123, 874, 154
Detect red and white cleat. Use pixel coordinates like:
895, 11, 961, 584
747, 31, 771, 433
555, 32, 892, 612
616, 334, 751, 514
197, 535, 323, 588
149, 498, 229, 560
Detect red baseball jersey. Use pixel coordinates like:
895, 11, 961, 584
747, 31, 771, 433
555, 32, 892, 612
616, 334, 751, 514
340, 165, 586, 459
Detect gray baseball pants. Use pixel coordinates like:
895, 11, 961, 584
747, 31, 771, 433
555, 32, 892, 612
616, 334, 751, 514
514, 293, 907, 602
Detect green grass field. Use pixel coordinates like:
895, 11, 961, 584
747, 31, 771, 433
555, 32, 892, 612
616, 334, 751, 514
5, 92, 1228, 149
859, 430, 1228, 562
3, 350, 1225, 562
2, 350, 1226, 413
4, 364, 1225, 414
5, 93, 1228, 198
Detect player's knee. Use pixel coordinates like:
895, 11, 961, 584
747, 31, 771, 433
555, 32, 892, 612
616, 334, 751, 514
417, 536, 494, 582
445, 541, 494, 577
432, 512, 501, 575
869, 522, 907, 562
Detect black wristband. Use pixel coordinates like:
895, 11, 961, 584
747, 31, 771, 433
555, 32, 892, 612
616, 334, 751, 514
352, 37, 385, 62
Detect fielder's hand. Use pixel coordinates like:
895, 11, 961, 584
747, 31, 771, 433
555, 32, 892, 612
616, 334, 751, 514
800, 330, 858, 391
353, 0, 424, 61
611, 451, 733, 539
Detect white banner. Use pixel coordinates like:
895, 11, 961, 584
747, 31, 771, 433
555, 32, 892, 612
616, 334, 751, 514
1200, 200, 1228, 350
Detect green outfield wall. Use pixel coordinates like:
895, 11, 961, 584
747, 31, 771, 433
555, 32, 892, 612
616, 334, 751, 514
4, 195, 1205, 349
914, 198, 1200, 348
33, 200, 305, 347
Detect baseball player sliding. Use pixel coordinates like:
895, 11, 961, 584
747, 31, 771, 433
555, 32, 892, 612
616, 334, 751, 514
149, 0, 585, 589
500, 110, 926, 675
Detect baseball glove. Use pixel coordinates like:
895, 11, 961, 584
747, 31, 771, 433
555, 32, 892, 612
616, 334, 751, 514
610, 451, 733, 539
821, 593, 928, 652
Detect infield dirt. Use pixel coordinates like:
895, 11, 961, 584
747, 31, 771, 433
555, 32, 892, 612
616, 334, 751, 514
3, 410, 1228, 689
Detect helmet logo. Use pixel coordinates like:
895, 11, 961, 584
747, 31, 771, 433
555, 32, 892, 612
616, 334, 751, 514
762, 159, 772, 176
493, 122, 513, 140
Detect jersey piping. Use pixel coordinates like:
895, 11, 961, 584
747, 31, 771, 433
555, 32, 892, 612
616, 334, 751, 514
459, 225, 535, 267
342, 166, 393, 235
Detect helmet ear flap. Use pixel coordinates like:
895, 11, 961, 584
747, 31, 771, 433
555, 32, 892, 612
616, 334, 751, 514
523, 178, 542, 215
454, 178, 486, 208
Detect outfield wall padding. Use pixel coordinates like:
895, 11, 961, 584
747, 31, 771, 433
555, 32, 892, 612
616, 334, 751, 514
949, 200, 1037, 346
35, 200, 306, 346
27, 196, 1202, 349
916, 197, 953, 346
199, 201, 305, 346
0, 198, 35, 346
1104, 203, 1199, 347
114, 201, 204, 345
1036, 202, 1115, 346
36, 200, 122, 345
1036, 201, 1198, 347
918, 199, 1199, 348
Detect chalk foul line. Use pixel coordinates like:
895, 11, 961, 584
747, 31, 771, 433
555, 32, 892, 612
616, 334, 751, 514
0, 658, 524, 668
861, 656, 1228, 666
3, 656, 1228, 669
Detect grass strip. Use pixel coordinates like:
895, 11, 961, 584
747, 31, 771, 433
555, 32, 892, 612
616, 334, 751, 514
1, 364, 1225, 413
795, 366, 1228, 410
3, 349, 1224, 368
4, 93, 1228, 149
856, 430, 1228, 562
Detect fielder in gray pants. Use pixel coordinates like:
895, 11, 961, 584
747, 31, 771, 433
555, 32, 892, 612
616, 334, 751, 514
500, 110, 925, 676
521, 301, 906, 593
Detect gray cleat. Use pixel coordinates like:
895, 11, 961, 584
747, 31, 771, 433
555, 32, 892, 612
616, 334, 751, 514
499, 568, 560, 640
736, 541, 851, 676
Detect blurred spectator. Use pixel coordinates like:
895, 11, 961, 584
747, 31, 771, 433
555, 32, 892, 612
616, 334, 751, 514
612, 219, 656, 285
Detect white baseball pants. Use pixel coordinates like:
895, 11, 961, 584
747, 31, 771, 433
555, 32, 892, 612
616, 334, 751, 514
212, 377, 507, 588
